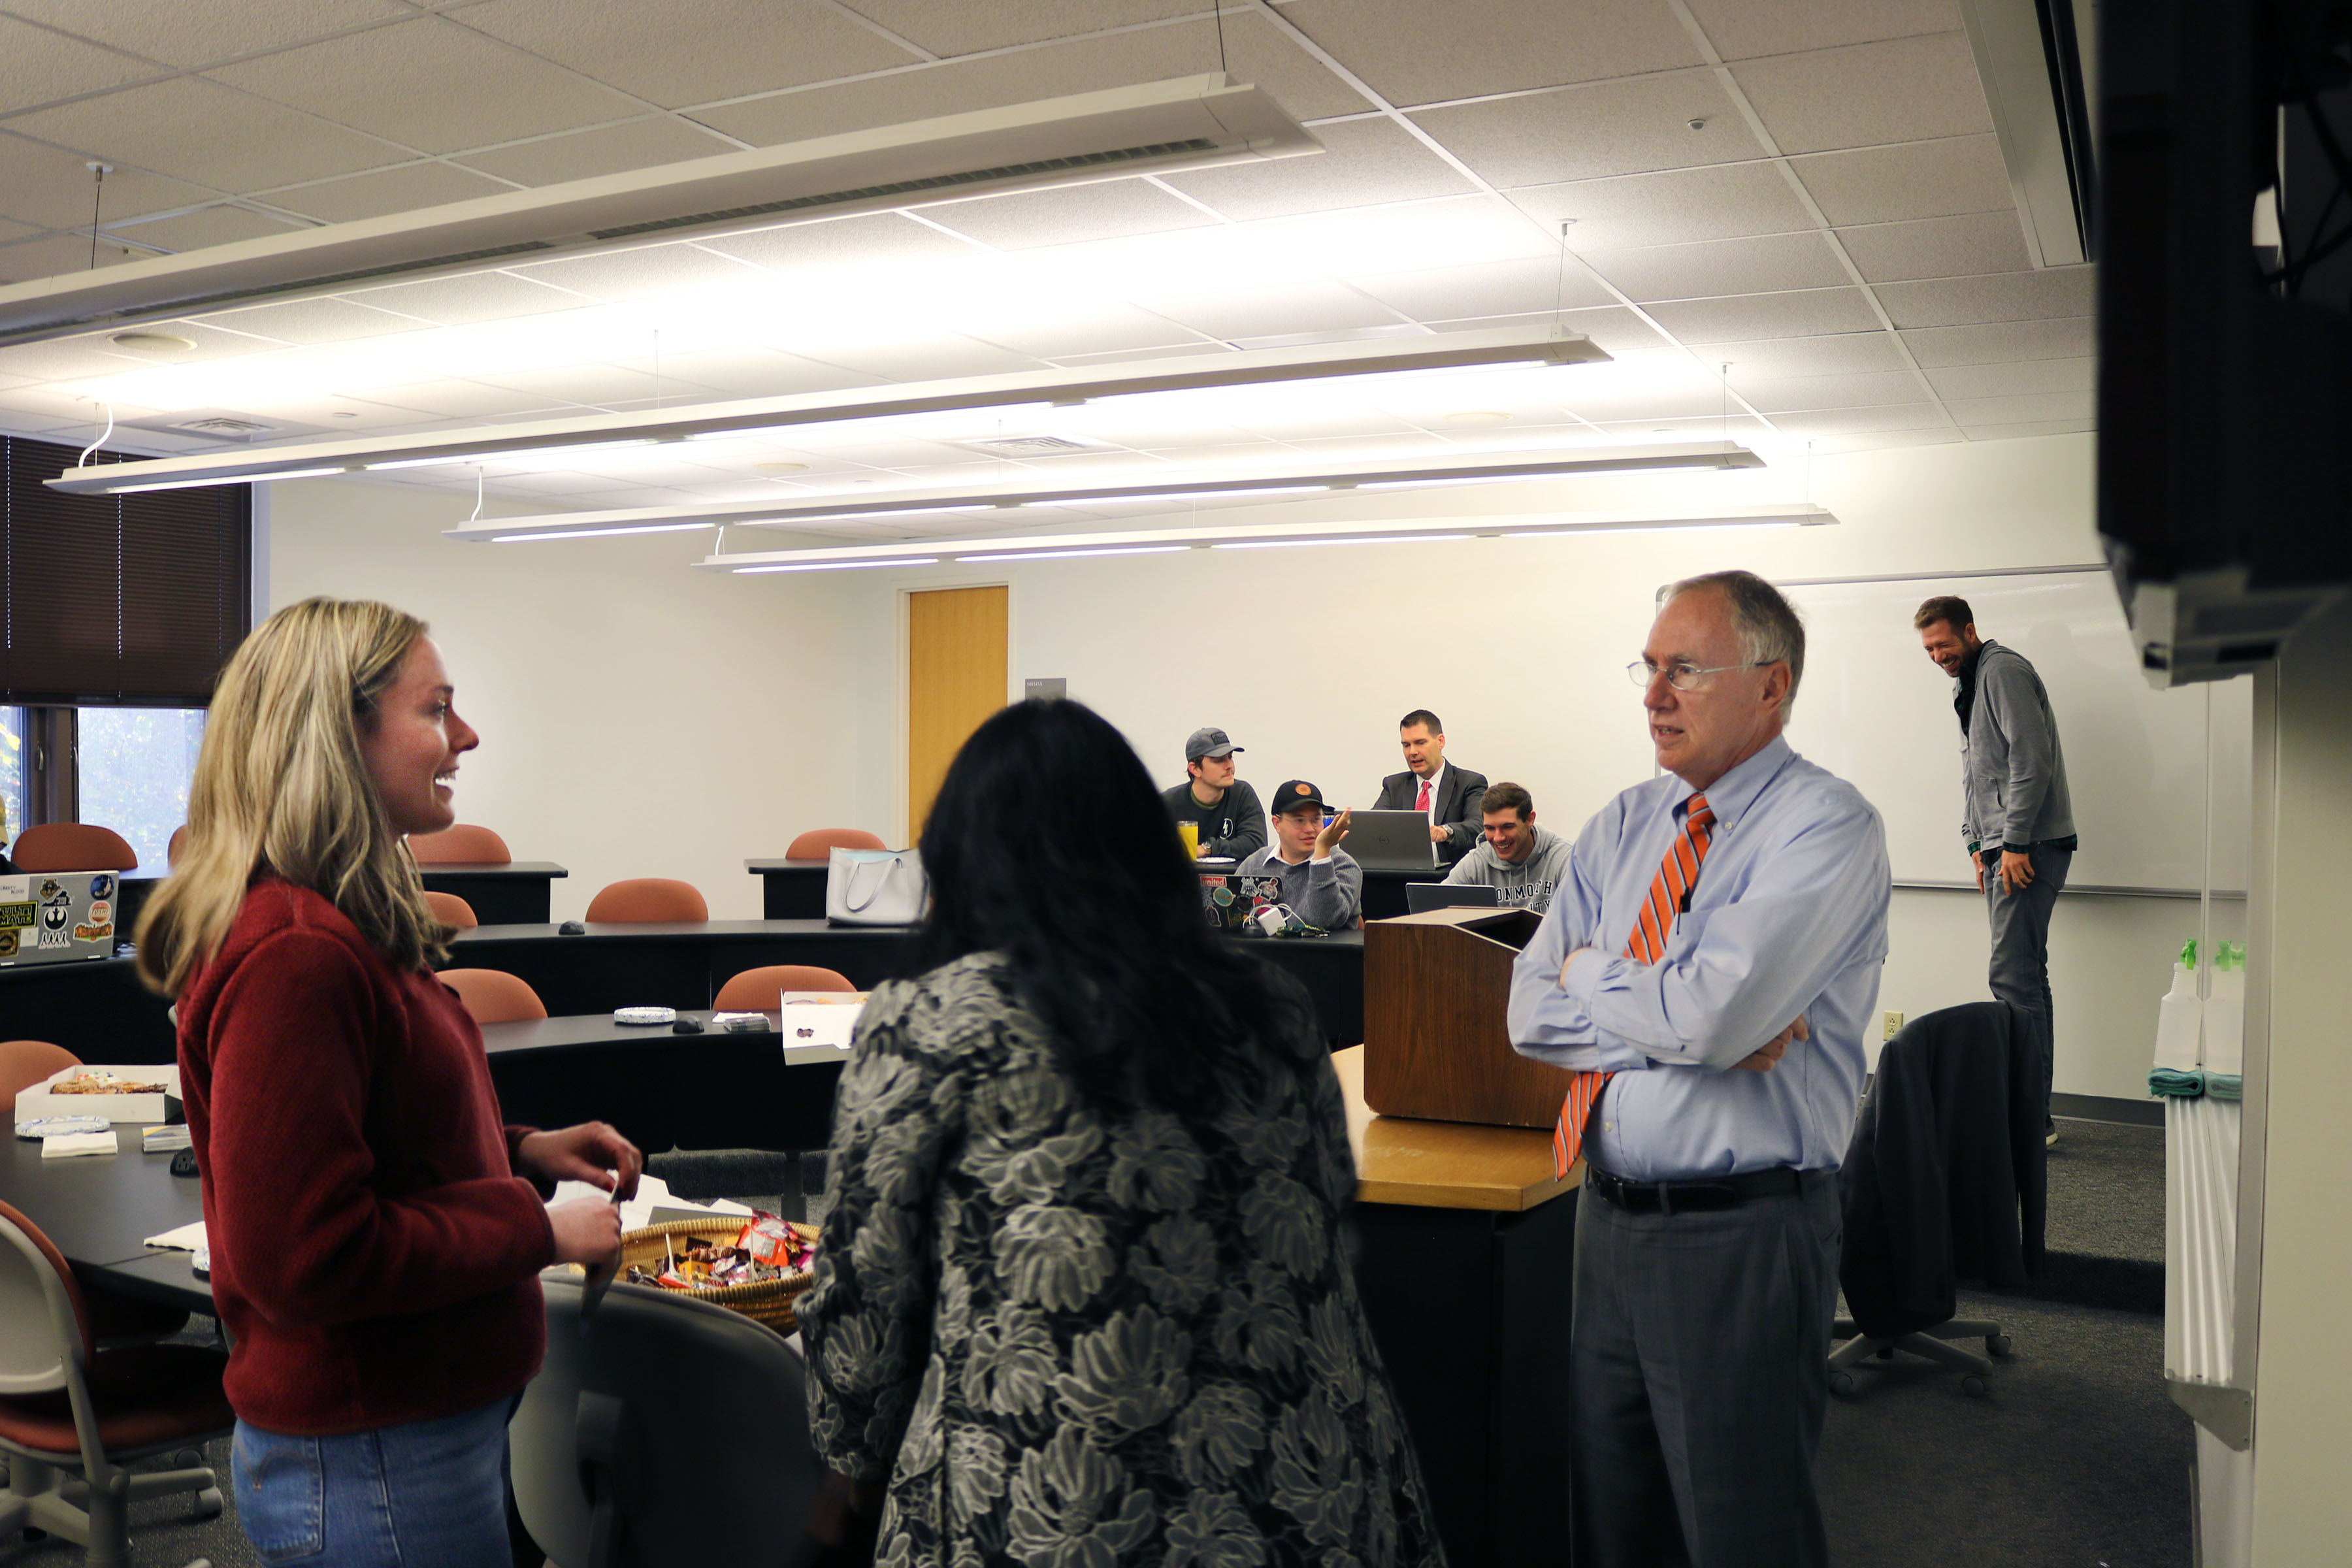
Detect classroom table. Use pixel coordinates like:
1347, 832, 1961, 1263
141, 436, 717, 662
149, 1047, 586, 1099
745, 858, 830, 919
0, 952, 177, 1064
419, 862, 568, 924
0, 1125, 210, 1314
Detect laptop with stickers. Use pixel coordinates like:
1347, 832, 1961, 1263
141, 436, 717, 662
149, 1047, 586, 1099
0, 871, 121, 967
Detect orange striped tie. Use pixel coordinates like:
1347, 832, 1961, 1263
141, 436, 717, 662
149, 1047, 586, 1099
1553, 793, 1716, 1181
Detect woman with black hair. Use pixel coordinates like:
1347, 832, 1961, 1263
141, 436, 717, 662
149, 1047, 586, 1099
800, 698, 1445, 1568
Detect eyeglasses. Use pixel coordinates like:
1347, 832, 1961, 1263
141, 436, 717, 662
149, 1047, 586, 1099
1625, 658, 1773, 691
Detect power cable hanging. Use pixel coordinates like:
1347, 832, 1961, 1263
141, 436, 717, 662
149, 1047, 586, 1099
75, 402, 114, 469
1213, 2, 1228, 76
84, 163, 112, 270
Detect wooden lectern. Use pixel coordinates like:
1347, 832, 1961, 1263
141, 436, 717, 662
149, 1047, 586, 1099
1364, 906, 1579, 1128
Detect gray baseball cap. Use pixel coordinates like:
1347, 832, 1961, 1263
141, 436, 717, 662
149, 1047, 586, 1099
1184, 727, 1242, 763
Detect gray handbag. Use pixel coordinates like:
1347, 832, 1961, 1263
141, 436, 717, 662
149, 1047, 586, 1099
824, 845, 927, 926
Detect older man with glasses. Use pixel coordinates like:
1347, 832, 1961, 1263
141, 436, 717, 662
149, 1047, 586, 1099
1507, 569, 1891, 1568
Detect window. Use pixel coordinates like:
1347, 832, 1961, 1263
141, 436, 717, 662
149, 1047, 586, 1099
77, 707, 206, 871
0, 705, 23, 853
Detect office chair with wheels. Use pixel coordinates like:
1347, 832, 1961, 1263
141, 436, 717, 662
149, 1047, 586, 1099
513, 1276, 818, 1568
712, 964, 855, 1011
406, 823, 513, 864
785, 828, 885, 859
424, 890, 480, 928
0, 1201, 229, 1568
438, 968, 549, 1024
585, 879, 709, 923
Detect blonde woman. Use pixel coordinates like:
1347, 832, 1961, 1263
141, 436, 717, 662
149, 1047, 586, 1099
137, 597, 637, 1568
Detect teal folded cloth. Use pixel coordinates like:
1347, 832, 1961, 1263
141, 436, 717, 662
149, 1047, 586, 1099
2148, 1068, 2206, 1098
2205, 1073, 2242, 1102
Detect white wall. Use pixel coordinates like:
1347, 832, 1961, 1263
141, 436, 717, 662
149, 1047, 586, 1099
267, 478, 876, 921
269, 434, 2210, 1098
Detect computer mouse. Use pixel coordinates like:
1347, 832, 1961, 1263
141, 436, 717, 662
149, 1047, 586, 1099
559, 920, 587, 935
170, 1148, 200, 1178
672, 1018, 705, 1034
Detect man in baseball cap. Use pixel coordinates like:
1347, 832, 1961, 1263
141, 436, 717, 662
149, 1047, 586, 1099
1236, 780, 1362, 930
1163, 727, 1266, 861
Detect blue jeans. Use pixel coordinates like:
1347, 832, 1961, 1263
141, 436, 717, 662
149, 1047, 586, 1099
231, 1397, 515, 1567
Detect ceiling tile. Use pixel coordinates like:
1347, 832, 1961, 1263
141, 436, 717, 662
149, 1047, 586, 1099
193, 296, 433, 344
952, 303, 1209, 360
1834, 210, 2030, 282
1581, 231, 1849, 302
1276, 0, 1701, 106
1156, 117, 1475, 222
1126, 280, 1403, 340
636, 348, 885, 396
455, 0, 915, 106
5, 76, 406, 189
1941, 390, 2094, 424
108, 204, 310, 253
52, 318, 286, 366
1805, 426, 1960, 451
0, 333, 181, 381
357, 379, 575, 417
1767, 402, 1950, 434
701, 211, 981, 270
258, 161, 517, 223
1409, 70, 1762, 188
1510, 162, 1816, 250
923, 180, 1220, 250
0, 0, 416, 69
471, 363, 715, 405
508, 241, 768, 301
1684, 0, 1963, 62
347, 270, 597, 326
836, 0, 1198, 56
1873, 267, 2093, 329
691, 14, 1365, 144
1731, 32, 1989, 156
1346, 255, 1616, 322
1690, 332, 1907, 376
1642, 287, 1882, 342
450, 117, 741, 187
1901, 315, 2092, 365
1920, 355, 2093, 399
206, 17, 644, 156
0, 131, 217, 231
0, 231, 150, 284
1593, 413, 1775, 440
207, 391, 438, 429
1789, 134, 2012, 226
1551, 304, 1674, 354
0, 14, 167, 114
1959, 417, 2093, 440
774, 333, 1040, 382
0, 214, 39, 246
1732, 369, 1924, 412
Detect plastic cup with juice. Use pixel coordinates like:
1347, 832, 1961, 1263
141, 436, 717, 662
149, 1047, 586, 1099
1177, 821, 1201, 857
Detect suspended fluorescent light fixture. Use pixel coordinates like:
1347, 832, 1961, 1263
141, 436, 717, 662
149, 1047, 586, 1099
696, 506, 1837, 574
46, 325, 1609, 497
444, 443, 1758, 542
487, 522, 715, 542
0, 75, 1317, 345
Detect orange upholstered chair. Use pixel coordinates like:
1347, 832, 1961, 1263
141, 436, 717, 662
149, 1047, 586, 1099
712, 964, 855, 1011
406, 825, 512, 865
10, 825, 137, 873
166, 826, 187, 868
585, 879, 708, 923
0, 1042, 78, 1119
423, 890, 479, 929
785, 828, 886, 859
437, 968, 548, 1024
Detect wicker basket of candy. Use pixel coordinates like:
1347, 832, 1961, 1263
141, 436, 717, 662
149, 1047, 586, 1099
617, 1214, 820, 1332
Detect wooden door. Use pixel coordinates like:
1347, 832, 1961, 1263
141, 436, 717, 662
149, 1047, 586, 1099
907, 585, 1008, 842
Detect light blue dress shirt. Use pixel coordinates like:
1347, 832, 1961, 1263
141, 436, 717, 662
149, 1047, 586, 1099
1506, 734, 1890, 1181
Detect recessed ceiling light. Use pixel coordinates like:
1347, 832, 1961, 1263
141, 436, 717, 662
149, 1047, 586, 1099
1443, 412, 1511, 425
109, 331, 195, 353
753, 460, 810, 473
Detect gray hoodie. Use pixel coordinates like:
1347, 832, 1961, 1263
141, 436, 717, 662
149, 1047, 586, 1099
1442, 823, 1574, 911
1959, 640, 2076, 852
1235, 843, 1363, 930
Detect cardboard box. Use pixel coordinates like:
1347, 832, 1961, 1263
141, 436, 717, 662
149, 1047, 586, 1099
16, 1065, 180, 1125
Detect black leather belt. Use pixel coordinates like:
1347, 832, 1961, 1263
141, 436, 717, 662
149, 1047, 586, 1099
1584, 1164, 1810, 1215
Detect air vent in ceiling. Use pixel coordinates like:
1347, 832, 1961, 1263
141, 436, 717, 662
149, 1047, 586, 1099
0, 76, 1318, 347
960, 434, 1109, 457
172, 417, 277, 438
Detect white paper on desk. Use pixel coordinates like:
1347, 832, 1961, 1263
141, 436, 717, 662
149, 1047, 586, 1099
547, 1173, 753, 1235
143, 1219, 208, 1251
42, 1130, 120, 1159
777, 1007, 856, 1050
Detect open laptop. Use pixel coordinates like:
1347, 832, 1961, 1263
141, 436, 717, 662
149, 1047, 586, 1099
1342, 809, 1444, 873
0, 871, 120, 967
1405, 881, 1501, 915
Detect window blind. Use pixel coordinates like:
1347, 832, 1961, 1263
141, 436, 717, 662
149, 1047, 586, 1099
2, 435, 250, 706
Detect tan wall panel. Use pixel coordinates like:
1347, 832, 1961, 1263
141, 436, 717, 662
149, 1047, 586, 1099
907, 585, 1007, 842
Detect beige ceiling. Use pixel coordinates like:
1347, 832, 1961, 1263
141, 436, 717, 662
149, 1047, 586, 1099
0, 0, 2095, 521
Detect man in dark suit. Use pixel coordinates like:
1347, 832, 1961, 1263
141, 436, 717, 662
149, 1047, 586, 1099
1371, 708, 1488, 868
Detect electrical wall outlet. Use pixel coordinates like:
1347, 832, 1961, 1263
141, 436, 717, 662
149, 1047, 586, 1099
1882, 1010, 1905, 1041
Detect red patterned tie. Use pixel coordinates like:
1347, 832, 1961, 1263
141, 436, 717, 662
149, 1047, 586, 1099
1552, 794, 1716, 1181
1415, 777, 1433, 811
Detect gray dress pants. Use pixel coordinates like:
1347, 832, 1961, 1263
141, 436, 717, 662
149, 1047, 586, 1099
1982, 843, 2070, 1119
1568, 1170, 1842, 1568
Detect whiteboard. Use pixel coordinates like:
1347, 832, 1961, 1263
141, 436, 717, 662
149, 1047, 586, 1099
1778, 570, 2251, 891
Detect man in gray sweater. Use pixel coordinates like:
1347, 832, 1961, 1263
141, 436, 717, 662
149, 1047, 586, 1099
1918, 596, 2077, 1138
1237, 779, 1362, 930
1443, 781, 1574, 911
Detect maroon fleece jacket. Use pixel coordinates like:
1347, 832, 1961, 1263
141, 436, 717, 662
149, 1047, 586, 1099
176, 879, 556, 1434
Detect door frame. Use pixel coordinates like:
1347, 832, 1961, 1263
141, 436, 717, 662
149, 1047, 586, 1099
896, 577, 1017, 847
